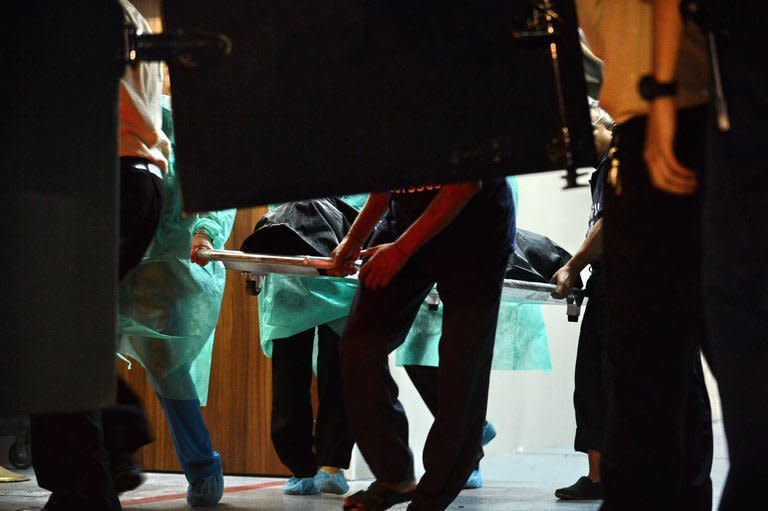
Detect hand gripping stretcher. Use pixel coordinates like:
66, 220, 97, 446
197, 249, 586, 321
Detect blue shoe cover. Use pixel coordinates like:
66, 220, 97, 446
481, 422, 497, 447
187, 468, 224, 507
464, 468, 483, 489
314, 469, 349, 494
284, 476, 318, 495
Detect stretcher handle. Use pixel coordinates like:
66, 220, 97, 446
503, 280, 585, 300
196, 248, 360, 270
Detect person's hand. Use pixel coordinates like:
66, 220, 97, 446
643, 97, 697, 195
328, 235, 363, 276
190, 232, 213, 266
550, 264, 579, 299
358, 242, 410, 289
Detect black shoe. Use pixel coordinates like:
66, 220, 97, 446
111, 456, 145, 493
43, 491, 122, 511
554, 476, 604, 500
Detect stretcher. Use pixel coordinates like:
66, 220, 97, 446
198, 249, 586, 320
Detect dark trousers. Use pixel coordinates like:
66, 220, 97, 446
341, 243, 508, 511
271, 324, 354, 477
30, 160, 162, 510
573, 269, 608, 454
703, 21, 768, 510
600, 108, 713, 511
403, 364, 484, 470
574, 270, 711, 480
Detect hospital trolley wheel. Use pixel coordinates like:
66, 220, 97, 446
9, 432, 31, 469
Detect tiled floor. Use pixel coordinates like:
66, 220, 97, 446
0, 421, 728, 511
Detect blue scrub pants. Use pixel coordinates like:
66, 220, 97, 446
150, 362, 220, 483
157, 396, 220, 483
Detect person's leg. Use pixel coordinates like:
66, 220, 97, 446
30, 411, 121, 511
409, 249, 508, 511
703, 25, 768, 508
101, 378, 152, 491
158, 395, 223, 506
403, 364, 487, 486
30, 162, 161, 509
270, 329, 317, 479
314, 324, 354, 493
117, 162, 163, 280
151, 362, 223, 506
340, 261, 434, 490
572, 272, 608, 462
600, 108, 710, 511
587, 451, 602, 482
556, 272, 607, 500
403, 365, 495, 443
574, 308, 606, 480
315, 324, 355, 469
101, 163, 162, 487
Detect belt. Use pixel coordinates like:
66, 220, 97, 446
121, 157, 164, 180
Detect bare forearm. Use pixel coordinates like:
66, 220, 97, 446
653, 0, 683, 82
346, 192, 390, 244
566, 217, 604, 272
396, 181, 482, 256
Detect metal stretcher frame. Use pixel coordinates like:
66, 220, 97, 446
199, 249, 586, 320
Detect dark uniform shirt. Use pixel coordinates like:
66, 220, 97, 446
589, 156, 609, 230
587, 156, 610, 288
379, 177, 515, 260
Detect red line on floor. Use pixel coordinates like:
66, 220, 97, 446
121, 479, 285, 506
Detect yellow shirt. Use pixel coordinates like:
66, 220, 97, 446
575, 0, 710, 124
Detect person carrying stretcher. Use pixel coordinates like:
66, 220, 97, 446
329, 178, 514, 511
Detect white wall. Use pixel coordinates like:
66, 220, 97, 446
349, 169, 721, 480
